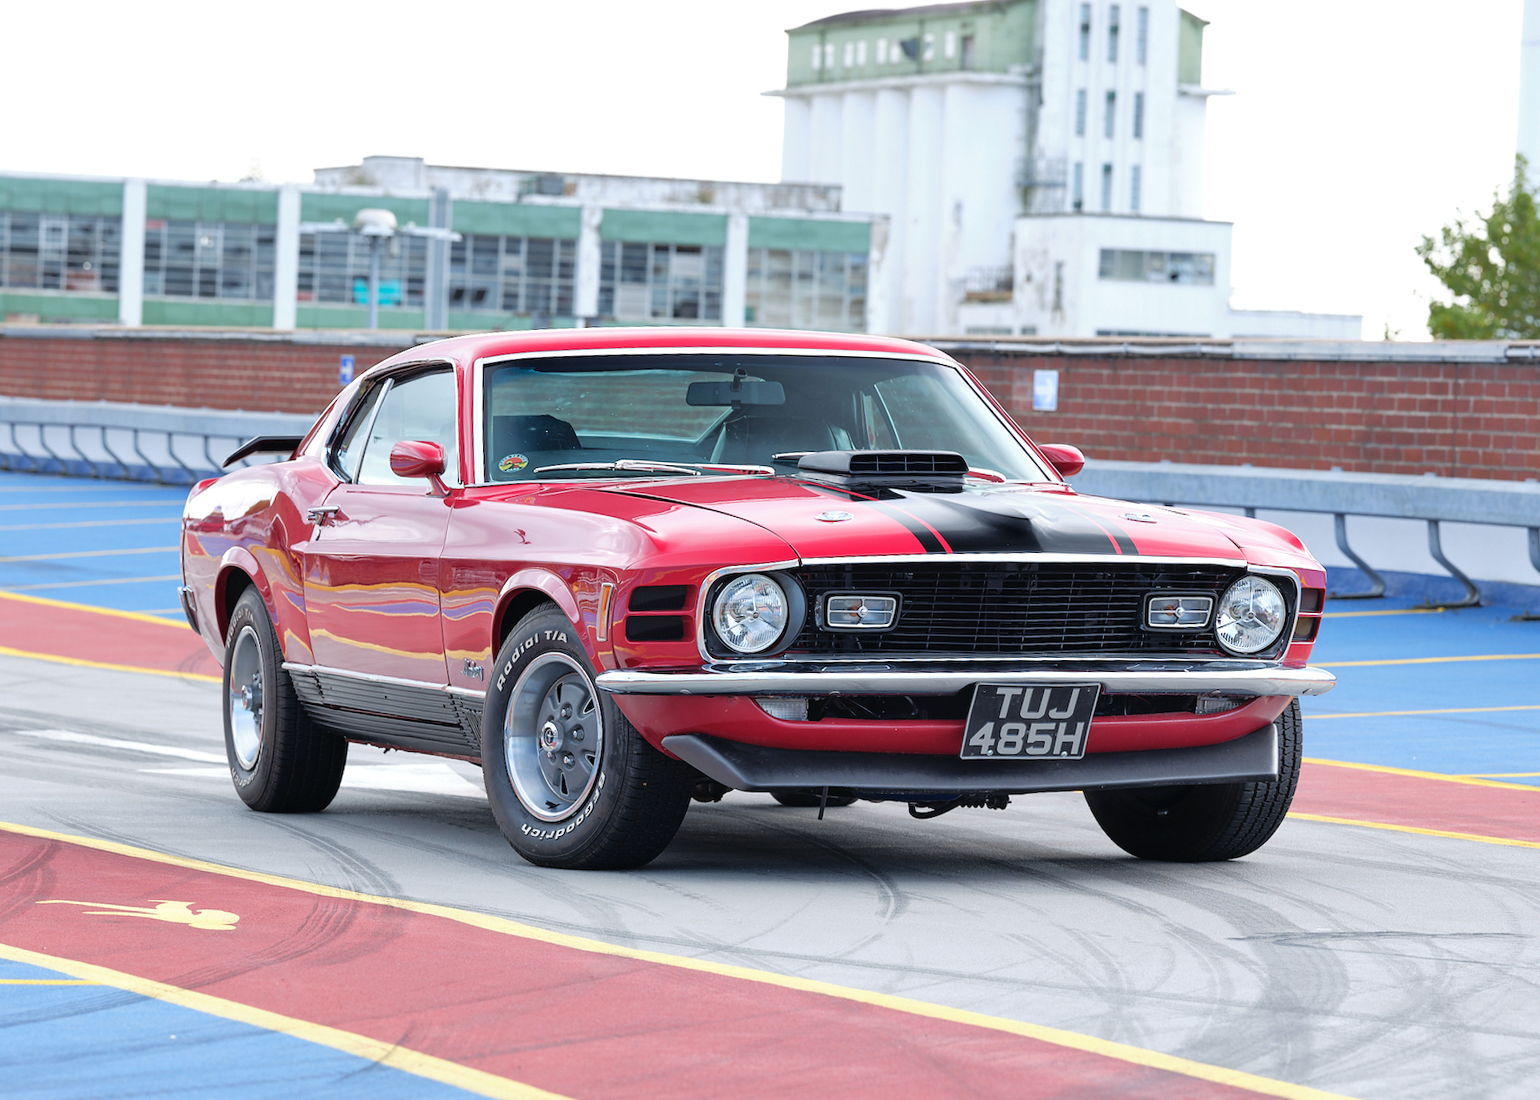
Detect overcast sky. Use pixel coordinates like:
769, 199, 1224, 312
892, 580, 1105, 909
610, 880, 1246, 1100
6, 0, 1526, 339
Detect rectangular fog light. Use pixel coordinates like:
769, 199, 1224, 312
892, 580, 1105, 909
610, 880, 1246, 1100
1147, 594, 1213, 629
825, 594, 898, 630
756, 696, 810, 721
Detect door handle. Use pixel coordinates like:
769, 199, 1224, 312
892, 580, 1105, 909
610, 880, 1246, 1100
306, 506, 340, 525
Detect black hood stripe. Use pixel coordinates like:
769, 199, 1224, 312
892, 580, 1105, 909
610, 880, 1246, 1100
826, 486, 1138, 556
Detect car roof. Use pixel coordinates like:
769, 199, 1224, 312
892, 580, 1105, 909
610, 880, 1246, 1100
368, 327, 952, 376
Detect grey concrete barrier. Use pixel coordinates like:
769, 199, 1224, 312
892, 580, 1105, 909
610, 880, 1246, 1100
0, 397, 318, 484
1070, 460, 1540, 605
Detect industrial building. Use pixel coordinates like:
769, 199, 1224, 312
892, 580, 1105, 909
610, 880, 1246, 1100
778, 0, 1361, 337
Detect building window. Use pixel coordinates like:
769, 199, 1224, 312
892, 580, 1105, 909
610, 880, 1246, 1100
1134, 92, 1145, 138
1078, 4, 1091, 60
922, 33, 935, 61
944, 31, 956, 58
1072, 163, 1084, 211
961, 34, 975, 69
598, 242, 723, 322
297, 231, 428, 309
1105, 91, 1116, 138
1075, 89, 1087, 136
811, 43, 821, 70
142, 220, 274, 301
744, 248, 867, 331
449, 235, 576, 317
1137, 7, 1149, 64
876, 38, 887, 63
844, 41, 855, 68
856, 40, 867, 65
1100, 164, 1113, 211
1130, 166, 1142, 212
824, 43, 835, 69
0, 212, 121, 294
1098, 249, 1215, 285
1108, 4, 1120, 62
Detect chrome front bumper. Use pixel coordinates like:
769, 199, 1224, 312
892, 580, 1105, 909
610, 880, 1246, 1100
596, 657, 1336, 698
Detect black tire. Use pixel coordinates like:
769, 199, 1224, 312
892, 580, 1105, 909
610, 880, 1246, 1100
482, 605, 694, 869
771, 789, 858, 808
1084, 700, 1302, 861
223, 587, 347, 813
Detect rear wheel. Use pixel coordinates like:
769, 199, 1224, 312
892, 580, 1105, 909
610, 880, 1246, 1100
1084, 700, 1302, 861
483, 606, 694, 869
223, 587, 347, 813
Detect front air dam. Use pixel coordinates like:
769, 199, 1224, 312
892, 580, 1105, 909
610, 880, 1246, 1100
661, 721, 1280, 794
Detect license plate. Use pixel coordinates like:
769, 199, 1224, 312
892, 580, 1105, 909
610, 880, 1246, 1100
960, 683, 1101, 760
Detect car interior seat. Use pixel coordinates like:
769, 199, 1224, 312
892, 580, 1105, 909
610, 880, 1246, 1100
709, 413, 841, 465
492, 415, 581, 460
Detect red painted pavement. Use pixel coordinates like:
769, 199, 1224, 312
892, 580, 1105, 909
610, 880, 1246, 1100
0, 830, 1274, 1100
1294, 762, 1540, 844
0, 594, 220, 679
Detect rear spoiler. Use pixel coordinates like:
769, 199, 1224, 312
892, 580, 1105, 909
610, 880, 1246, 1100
224, 435, 305, 467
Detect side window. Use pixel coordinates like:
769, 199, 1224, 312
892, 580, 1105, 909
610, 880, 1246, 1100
355, 370, 460, 487
332, 382, 387, 482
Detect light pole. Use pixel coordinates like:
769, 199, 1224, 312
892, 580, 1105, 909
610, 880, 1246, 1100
298, 208, 460, 331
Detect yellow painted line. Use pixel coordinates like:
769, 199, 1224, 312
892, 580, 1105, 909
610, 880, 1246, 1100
0, 977, 100, 985
0, 943, 570, 1100
0, 589, 191, 628
1304, 757, 1540, 792
1289, 813, 1540, 850
1322, 607, 1444, 618
1308, 704, 1540, 719
1, 574, 182, 592
0, 646, 220, 683
0, 819, 1357, 1100
1317, 653, 1540, 668
0, 546, 177, 563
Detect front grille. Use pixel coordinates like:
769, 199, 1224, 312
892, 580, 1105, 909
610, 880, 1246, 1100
790, 562, 1250, 656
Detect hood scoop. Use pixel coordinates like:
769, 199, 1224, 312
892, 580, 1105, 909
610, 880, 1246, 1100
797, 450, 969, 488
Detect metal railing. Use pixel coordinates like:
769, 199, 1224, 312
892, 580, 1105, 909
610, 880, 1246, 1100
1070, 460, 1540, 608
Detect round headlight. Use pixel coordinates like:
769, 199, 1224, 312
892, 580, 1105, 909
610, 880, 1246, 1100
1215, 576, 1288, 654
712, 573, 791, 654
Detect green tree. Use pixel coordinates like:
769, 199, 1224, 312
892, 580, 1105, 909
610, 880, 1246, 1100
1417, 155, 1540, 338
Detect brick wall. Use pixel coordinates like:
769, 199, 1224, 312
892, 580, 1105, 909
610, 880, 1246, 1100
0, 330, 409, 415
3, 330, 1538, 482
960, 349, 1540, 482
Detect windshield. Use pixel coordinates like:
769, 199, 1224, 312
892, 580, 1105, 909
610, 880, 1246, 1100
481, 354, 1052, 482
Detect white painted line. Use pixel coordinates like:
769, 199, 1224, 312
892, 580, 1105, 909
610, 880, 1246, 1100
143, 762, 486, 799
13, 729, 225, 763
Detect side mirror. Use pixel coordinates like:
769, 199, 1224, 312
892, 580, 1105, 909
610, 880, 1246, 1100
389, 440, 449, 496
1036, 443, 1086, 479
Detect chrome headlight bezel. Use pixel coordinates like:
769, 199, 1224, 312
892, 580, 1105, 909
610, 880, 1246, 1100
1214, 574, 1290, 656
705, 571, 806, 657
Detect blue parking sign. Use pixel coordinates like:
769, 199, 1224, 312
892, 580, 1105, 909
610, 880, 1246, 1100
339, 355, 355, 385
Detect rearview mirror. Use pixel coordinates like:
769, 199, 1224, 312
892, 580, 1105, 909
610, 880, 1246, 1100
1036, 443, 1085, 479
686, 379, 785, 407
390, 440, 449, 496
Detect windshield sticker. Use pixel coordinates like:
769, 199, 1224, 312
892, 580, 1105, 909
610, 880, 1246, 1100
499, 454, 529, 473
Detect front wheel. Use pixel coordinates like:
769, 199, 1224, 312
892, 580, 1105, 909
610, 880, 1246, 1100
223, 587, 347, 813
1084, 700, 1302, 861
482, 606, 694, 869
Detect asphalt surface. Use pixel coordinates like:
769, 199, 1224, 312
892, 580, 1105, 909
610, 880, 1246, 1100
1, 468, 1538, 1099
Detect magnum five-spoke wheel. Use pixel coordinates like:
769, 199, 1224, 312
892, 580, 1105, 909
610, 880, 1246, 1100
483, 605, 695, 869
222, 587, 347, 813
505, 654, 605, 820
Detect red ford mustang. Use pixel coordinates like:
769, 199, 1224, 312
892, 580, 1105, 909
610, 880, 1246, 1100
180, 328, 1335, 869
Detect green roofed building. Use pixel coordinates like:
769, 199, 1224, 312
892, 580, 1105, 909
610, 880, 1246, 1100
0, 157, 886, 334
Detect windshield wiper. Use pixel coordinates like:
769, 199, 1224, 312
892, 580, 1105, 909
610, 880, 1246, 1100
532, 459, 774, 477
